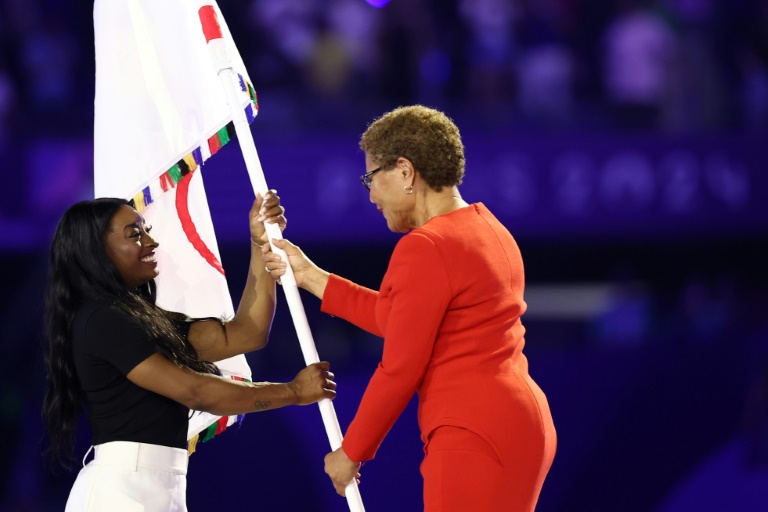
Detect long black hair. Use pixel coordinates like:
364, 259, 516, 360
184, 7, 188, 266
43, 198, 219, 469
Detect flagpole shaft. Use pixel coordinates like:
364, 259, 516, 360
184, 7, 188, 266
224, 77, 365, 510
198, 5, 364, 510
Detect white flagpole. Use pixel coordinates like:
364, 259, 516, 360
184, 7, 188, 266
196, 3, 365, 511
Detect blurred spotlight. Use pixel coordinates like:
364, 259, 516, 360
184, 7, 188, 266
365, 0, 391, 8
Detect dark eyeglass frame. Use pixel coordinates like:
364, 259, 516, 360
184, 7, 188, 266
360, 166, 384, 191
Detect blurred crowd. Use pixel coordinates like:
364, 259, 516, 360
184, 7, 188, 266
0, 0, 767, 143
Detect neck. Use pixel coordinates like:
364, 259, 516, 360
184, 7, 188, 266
413, 186, 468, 227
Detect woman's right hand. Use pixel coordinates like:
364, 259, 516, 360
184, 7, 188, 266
262, 239, 330, 298
288, 361, 337, 405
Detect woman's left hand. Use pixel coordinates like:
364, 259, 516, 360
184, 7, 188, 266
250, 190, 287, 246
324, 447, 361, 496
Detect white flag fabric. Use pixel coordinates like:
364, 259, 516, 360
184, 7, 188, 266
93, 0, 259, 446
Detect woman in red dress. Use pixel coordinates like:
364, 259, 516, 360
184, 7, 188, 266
265, 105, 557, 511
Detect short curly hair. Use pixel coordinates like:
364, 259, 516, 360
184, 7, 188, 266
360, 105, 465, 191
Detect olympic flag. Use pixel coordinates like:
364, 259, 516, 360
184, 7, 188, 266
93, 1, 365, 508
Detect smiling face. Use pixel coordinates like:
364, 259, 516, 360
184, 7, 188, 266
366, 153, 417, 233
104, 205, 159, 288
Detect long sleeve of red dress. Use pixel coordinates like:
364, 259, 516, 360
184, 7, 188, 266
322, 233, 452, 461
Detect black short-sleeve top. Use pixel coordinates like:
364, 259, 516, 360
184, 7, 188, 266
71, 301, 190, 449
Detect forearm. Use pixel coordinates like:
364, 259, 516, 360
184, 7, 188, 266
187, 373, 297, 416
227, 243, 277, 350
301, 266, 331, 300
320, 274, 382, 336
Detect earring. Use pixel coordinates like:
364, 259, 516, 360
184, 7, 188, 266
404, 184, 414, 194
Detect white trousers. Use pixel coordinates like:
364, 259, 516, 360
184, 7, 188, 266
65, 441, 189, 512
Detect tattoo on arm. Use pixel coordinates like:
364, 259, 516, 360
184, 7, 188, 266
255, 401, 271, 410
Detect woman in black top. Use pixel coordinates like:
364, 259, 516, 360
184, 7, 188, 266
43, 191, 335, 511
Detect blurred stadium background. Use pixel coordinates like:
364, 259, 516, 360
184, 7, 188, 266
0, 0, 767, 510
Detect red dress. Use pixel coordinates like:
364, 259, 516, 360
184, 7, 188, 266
321, 203, 556, 511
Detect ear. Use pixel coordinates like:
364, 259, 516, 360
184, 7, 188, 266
396, 157, 415, 180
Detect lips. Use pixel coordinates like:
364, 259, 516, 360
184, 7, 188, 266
141, 252, 157, 263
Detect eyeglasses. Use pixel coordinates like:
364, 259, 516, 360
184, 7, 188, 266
360, 166, 383, 191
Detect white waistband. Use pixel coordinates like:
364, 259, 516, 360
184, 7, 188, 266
92, 441, 188, 475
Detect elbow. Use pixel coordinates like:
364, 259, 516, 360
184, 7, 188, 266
178, 378, 218, 414
227, 319, 271, 353
253, 330, 270, 350
180, 386, 207, 413
246, 326, 270, 352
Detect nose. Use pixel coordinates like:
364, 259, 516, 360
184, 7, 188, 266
144, 232, 159, 248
